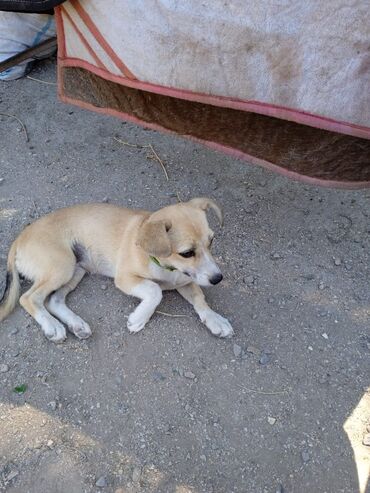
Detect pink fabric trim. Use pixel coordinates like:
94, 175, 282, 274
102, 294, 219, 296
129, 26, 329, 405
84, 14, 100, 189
57, 89, 370, 189
56, 56, 370, 141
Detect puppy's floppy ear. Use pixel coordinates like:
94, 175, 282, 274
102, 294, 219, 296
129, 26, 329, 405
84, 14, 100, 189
136, 219, 172, 258
188, 197, 223, 226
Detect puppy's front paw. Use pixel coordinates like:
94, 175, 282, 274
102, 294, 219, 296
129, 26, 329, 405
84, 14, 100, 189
201, 310, 234, 338
68, 319, 92, 339
127, 312, 147, 333
43, 319, 67, 344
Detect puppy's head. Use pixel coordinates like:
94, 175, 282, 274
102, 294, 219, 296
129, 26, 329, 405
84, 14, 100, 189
137, 197, 224, 286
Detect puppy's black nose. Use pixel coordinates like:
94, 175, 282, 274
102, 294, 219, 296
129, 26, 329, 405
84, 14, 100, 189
210, 273, 223, 285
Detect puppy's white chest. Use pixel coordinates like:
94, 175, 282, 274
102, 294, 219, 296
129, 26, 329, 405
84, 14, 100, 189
149, 263, 190, 289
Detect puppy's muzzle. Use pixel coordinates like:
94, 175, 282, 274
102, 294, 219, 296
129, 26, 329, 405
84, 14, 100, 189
209, 273, 223, 285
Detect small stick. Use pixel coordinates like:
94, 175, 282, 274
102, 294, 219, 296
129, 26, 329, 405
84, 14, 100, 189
156, 310, 190, 318
26, 75, 56, 85
113, 137, 139, 148
148, 143, 169, 181
236, 383, 288, 395
114, 137, 169, 181
0, 112, 28, 142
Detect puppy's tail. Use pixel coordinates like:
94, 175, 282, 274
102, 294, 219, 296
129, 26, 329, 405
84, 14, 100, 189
0, 241, 20, 322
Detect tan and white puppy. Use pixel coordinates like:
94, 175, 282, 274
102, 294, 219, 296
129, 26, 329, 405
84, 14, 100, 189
0, 198, 233, 343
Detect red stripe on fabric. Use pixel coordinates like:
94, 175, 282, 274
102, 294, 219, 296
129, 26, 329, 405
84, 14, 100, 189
55, 7, 66, 59
69, 0, 136, 79
60, 7, 107, 71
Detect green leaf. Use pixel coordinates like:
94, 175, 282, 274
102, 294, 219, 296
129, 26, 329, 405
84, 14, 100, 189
14, 384, 27, 394
149, 255, 161, 266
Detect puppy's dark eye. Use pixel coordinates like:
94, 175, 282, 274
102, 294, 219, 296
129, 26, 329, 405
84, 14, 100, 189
179, 250, 195, 258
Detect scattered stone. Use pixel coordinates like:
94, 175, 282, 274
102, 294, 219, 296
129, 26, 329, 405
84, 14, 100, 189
246, 345, 259, 355
308, 346, 313, 351
259, 352, 270, 365
318, 281, 325, 290
200, 454, 206, 461
244, 275, 255, 285
48, 400, 57, 411
152, 371, 166, 382
0, 364, 9, 373
0, 178, 4, 184
95, 476, 108, 487
5, 470, 18, 482
321, 332, 329, 339
47, 439, 54, 448
268, 417, 276, 425
333, 257, 342, 266
271, 253, 281, 260
101, 284, 107, 290
233, 344, 242, 358
301, 450, 310, 463
184, 371, 196, 380
362, 434, 370, 446
132, 466, 141, 483
10, 328, 18, 335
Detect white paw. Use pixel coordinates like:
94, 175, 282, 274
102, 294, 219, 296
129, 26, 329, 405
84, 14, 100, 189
127, 311, 148, 333
201, 310, 234, 338
42, 319, 67, 343
68, 318, 92, 339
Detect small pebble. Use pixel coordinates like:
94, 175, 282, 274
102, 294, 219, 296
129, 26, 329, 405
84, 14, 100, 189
184, 371, 196, 380
268, 417, 276, 425
47, 439, 54, 448
233, 344, 242, 358
48, 401, 57, 411
362, 434, 370, 446
95, 476, 108, 487
0, 178, 4, 184
5, 470, 18, 482
132, 466, 141, 483
259, 353, 270, 365
10, 328, 18, 335
246, 345, 260, 355
0, 364, 9, 373
318, 281, 325, 290
301, 450, 310, 463
334, 257, 341, 266
321, 332, 329, 339
244, 275, 255, 285
101, 284, 107, 290
271, 253, 281, 260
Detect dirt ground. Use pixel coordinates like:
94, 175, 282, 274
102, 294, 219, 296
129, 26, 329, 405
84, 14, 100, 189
0, 59, 369, 493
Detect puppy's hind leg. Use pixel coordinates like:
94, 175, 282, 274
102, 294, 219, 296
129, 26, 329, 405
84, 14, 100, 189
46, 266, 91, 339
20, 273, 74, 343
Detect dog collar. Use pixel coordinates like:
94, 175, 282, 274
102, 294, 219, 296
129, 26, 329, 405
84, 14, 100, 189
149, 255, 177, 272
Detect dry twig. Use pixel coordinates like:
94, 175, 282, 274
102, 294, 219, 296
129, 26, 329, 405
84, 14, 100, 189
0, 112, 28, 142
156, 310, 190, 318
114, 137, 169, 181
26, 75, 57, 85
236, 383, 288, 395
